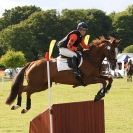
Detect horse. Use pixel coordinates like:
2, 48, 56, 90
6, 36, 120, 113
126, 60, 133, 82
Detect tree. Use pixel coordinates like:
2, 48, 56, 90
0, 10, 60, 60
19, 10, 60, 58
0, 50, 26, 68
60, 9, 112, 40
0, 8, 113, 60
126, 5, 133, 15
0, 6, 41, 31
110, 5, 133, 51
0, 21, 38, 61
123, 45, 133, 53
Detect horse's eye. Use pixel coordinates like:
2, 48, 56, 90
111, 50, 115, 54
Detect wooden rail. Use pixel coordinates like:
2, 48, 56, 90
29, 100, 105, 133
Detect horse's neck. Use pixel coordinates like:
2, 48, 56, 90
84, 47, 105, 68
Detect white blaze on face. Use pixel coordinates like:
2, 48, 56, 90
115, 48, 118, 59
107, 46, 111, 50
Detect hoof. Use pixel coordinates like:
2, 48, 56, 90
94, 93, 105, 102
11, 105, 20, 110
21, 109, 28, 114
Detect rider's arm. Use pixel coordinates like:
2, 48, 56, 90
67, 34, 78, 51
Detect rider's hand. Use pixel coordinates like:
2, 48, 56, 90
89, 43, 94, 47
77, 46, 83, 51
88, 43, 94, 49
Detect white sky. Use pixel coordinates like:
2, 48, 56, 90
0, 0, 133, 16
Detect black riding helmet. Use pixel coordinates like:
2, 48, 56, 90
77, 22, 88, 30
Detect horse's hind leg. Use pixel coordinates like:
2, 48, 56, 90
21, 92, 31, 114
11, 92, 22, 110
21, 83, 49, 114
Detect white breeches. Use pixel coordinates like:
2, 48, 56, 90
59, 48, 77, 58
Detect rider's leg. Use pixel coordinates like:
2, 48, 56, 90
59, 48, 85, 86
59, 48, 81, 76
72, 56, 81, 76
59, 48, 77, 57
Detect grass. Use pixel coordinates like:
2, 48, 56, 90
0, 77, 133, 133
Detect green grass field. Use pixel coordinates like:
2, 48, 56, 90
0, 77, 133, 133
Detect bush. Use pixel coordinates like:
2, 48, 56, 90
123, 45, 133, 53
0, 50, 26, 68
0, 64, 6, 70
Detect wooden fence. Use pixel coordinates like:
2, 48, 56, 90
29, 100, 105, 133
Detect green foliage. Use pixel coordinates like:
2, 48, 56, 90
0, 10, 59, 60
0, 63, 5, 69
0, 21, 38, 60
26, 10, 59, 55
126, 4, 133, 15
0, 5, 133, 60
0, 5, 41, 30
110, 5, 133, 51
60, 9, 112, 40
123, 45, 133, 53
0, 50, 26, 68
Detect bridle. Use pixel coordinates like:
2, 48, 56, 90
104, 42, 117, 71
105, 45, 117, 63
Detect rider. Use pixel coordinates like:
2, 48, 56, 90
128, 60, 133, 70
57, 22, 92, 84
128, 60, 133, 65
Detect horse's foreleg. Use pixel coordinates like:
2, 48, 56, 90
93, 78, 107, 102
85, 77, 107, 102
100, 75, 113, 93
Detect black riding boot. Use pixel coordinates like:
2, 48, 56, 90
72, 56, 81, 76
72, 56, 85, 86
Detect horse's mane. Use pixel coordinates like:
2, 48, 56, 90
92, 36, 118, 47
92, 36, 108, 46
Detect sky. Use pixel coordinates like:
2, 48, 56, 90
0, 0, 133, 16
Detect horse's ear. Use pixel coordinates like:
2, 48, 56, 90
108, 36, 114, 41
116, 39, 121, 44
114, 39, 121, 47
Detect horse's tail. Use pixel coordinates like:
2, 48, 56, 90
6, 63, 31, 105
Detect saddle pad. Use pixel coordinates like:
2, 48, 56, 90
57, 56, 83, 71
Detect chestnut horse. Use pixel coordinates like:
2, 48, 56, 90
6, 36, 120, 113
